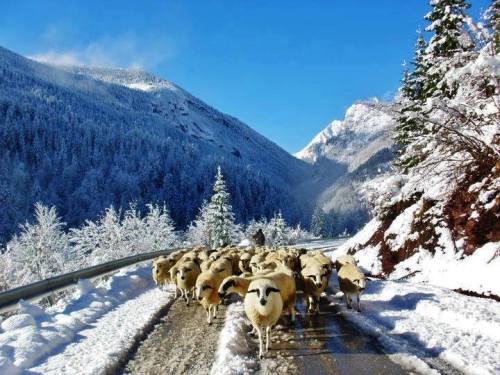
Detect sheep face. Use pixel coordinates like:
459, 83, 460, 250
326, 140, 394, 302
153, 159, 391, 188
177, 265, 194, 281
353, 276, 366, 292
246, 280, 281, 315
303, 268, 328, 289
195, 281, 214, 301
247, 285, 280, 307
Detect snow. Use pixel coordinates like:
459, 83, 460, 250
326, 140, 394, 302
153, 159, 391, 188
328, 277, 500, 375
0, 263, 175, 375
294, 101, 395, 172
390, 242, 500, 296
385, 201, 421, 251
210, 302, 258, 375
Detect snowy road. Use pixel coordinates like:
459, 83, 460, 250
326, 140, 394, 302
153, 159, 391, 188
2, 238, 498, 374
124, 298, 227, 375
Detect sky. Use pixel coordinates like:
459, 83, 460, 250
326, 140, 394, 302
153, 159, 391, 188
0, 1, 490, 153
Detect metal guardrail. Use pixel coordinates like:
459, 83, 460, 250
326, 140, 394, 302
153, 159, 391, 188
0, 247, 181, 314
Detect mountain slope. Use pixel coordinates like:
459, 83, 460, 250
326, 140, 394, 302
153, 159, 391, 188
0, 46, 310, 243
295, 102, 396, 235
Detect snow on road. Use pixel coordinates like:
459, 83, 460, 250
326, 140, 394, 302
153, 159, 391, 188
0, 264, 175, 375
329, 278, 500, 375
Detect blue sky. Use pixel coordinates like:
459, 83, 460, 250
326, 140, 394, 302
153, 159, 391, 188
0, 1, 489, 153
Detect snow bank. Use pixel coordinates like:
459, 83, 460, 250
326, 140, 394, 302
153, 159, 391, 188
390, 241, 500, 296
210, 302, 258, 375
329, 277, 500, 375
0, 264, 175, 374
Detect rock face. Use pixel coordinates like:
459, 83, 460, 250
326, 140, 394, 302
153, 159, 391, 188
339, 162, 500, 297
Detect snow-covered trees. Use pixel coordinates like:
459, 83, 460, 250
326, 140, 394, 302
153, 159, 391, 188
5, 203, 68, 286
394, 0, 499, 179
311, 204, 327, 238
0, 201, 179, 292
185, 200, 212, 247
206, 167, 237, 249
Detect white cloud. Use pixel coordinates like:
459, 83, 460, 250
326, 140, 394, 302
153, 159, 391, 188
29, 33, 175, 70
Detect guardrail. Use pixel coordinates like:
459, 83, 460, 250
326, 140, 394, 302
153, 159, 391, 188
0, 247, 181, 314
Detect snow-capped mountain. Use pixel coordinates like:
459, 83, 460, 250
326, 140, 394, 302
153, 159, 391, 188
0, 46, 310, 242
295, 102, 395, 172
295, 102, 396, 234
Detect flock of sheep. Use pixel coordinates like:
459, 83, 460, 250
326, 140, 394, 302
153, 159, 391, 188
151, 246, 366, 358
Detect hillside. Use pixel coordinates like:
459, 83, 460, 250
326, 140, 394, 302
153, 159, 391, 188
334, 39, 500, 297
295, 101, 396, 235
0, 46, 310, 243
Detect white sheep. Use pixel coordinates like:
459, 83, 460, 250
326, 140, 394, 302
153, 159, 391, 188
195, 269, 225, 324
244, 278, 283, 358
337, 263, 366, 311
301, 260, 329, 314
335, 254, 357, 273
175, 260, 201, 306
218, 270, 297, 323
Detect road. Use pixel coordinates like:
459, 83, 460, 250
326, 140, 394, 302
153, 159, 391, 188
121, 293, 409, 375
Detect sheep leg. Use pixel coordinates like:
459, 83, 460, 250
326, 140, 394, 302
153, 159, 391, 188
290, 305, 296, 323
207, 307, 212, 325
257, 326, 264, 359
357, 294, 361, 312
266, 326, 271, 352
186, 291, 191, 306
347, 294, 352, 309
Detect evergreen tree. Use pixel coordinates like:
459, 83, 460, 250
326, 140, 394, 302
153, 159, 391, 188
311, 204, 327, 238
423, 0, 475, 98
207, 167, 236, 249
485, 0, 500, 53
394, 33, 429, 171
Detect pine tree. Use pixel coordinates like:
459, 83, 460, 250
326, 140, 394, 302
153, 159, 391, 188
423, 0, 475, 98
311, 204, 326, 238
207, 167, 236, 249
394, 33, 429, 171
485, 0, 500, 53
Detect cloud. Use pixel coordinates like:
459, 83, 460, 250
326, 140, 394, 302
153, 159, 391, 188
29, 33, 176, 70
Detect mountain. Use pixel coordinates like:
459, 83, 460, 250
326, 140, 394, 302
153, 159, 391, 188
295, 101, 396, 235
0, 46, 310, 243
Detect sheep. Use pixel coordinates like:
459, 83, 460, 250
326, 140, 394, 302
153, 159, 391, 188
200, 258, 214, 272
210, 258, 233, 279
301, 260, 329, 314
337, 263, 366, 311
244, 278, 283, 359
238, 252, 252, 273
195, 269, 226, 324
175, 260, 201, 306
218, 270, 297, 323
334, 254, 357, 273
249, 253, 267, 274
152, 259, 172, 288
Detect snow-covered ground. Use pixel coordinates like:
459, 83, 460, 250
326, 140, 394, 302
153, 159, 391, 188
328, 277, 500, 375
210, 302, 258, 375
0, 264, 175, 375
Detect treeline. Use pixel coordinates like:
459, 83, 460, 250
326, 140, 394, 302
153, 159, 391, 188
0, 168, 313, 293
